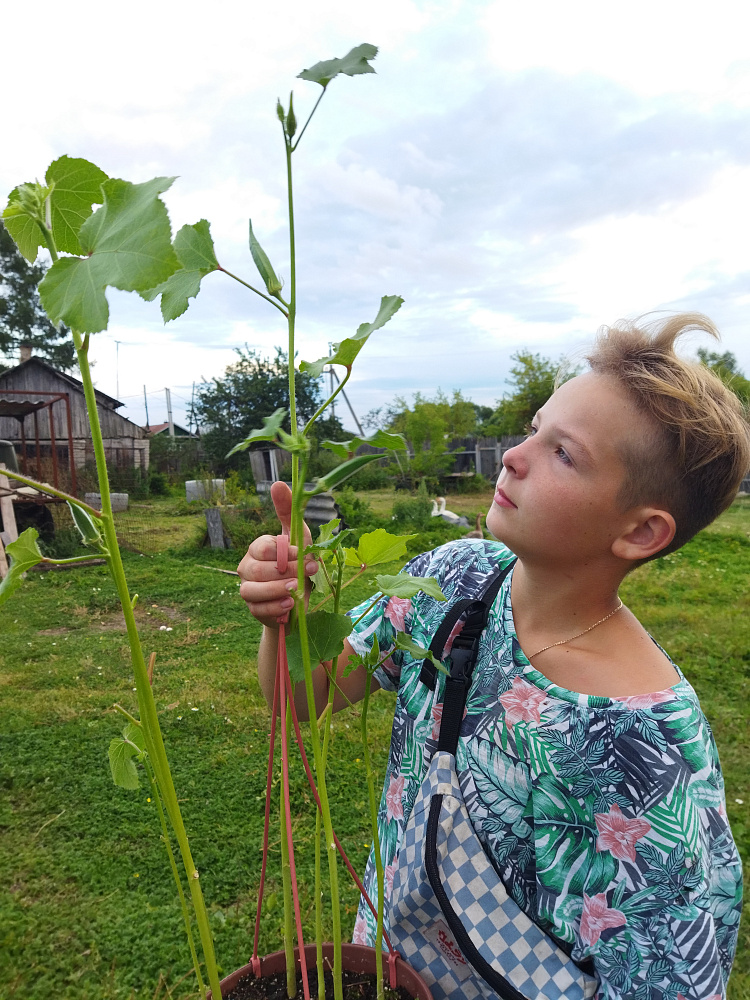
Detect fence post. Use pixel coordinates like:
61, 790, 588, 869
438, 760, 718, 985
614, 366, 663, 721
205, 508, 225, 549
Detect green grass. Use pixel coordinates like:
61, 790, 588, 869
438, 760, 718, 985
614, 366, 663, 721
1, 498, 749, 998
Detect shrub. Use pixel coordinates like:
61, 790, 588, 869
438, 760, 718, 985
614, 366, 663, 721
148, 471, 170, 495
391, 493, 433, 531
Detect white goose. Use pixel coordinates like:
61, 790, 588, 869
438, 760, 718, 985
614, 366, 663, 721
434, 496, 469, 527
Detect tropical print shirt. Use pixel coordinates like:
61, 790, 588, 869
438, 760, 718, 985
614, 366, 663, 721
348, 539, 742, 1000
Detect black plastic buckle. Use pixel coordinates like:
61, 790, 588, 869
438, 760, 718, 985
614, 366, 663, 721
448, 635, 479, 685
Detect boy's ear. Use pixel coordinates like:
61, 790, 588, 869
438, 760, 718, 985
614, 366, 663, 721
611, 508, 676, 563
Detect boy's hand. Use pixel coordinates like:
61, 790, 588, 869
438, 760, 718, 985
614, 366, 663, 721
237, 481, 317, 629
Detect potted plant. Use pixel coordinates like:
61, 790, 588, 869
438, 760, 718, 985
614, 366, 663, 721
1, 45, 444, 1000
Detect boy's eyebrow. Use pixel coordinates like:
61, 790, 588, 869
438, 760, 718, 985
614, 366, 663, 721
535, 411, 595, 464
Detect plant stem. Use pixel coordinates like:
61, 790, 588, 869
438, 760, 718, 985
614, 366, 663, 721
218, 266, 289, 317
310, 567, 366, 612
352, 592, 384, 628
291, 88, 327, 151
303, 368, 352, 436
0, 468, 102, 515
71, 329, 223, 1000
145, 759, 207, 1000
41, 554, 106, 566
361, 675, 385, 1000
113, 704, 141, 728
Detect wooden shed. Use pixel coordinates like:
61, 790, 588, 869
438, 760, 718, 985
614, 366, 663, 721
0, 357, 149, 492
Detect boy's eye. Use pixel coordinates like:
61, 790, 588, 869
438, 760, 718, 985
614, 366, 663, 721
555, 446, 572, 465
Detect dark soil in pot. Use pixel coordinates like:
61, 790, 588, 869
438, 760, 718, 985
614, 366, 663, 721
224, 966, 413, 1000
213, 943, 434, 1000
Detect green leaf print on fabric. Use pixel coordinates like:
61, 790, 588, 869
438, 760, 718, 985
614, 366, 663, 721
465, 738, 531, 831
645, 778, 701, 856
534, 773, 617, 897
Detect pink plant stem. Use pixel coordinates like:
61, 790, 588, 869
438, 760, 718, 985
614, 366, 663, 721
251, 655, 280, 975
282, 655, 399, 985
279, 628, 311, 999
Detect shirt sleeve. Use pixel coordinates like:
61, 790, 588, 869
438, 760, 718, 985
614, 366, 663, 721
347, 548, 435, 692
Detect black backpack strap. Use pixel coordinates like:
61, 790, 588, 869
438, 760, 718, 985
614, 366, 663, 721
420, 558, 516, 693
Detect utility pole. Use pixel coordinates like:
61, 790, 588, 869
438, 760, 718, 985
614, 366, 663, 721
328, 342, 335, 421
165, 387, 175, 437
115, 340, 122, 399
143, 386, 150, 432
189, 382, 196, 436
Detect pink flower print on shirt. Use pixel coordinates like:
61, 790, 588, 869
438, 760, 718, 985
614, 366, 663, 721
443, 618, 465, 656
430, 702, 443, 741
614, 689, 674, 710
385, 773, 405, 822
384, 597, 412, 630
498, 677, 547, 729
385, 862, 397, 899
595, 804, 651, 863
580, 892, 626, 946
352, 914, 368, 945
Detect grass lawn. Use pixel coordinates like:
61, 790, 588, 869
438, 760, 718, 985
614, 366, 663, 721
1, 494, 748, 998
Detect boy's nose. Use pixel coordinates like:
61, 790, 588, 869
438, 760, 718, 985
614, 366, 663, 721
502, 440, 528, 477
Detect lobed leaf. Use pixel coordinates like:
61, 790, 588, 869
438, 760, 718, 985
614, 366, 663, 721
298, 43, 378, 88
0, 528, 45, 607
248, 219, 282, 297
67, 501, 102, 547
306, 453, 382, 494
286, 610, 354, 684
320, 429, 406, 460
300, 295, 403, 377
374, 573, 447, 602
39, 176, 180, 333
226, 408, 287, 457
344, 528, 415, 568
142, 219, 220, 321
46, 156, 109, 255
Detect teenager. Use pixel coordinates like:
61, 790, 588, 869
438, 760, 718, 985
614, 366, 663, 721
238, 313, 747, 999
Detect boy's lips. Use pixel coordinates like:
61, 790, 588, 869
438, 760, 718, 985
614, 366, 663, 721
494, 487, 517, 509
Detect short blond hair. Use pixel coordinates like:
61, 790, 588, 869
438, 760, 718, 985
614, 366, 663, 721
586, 313, 750, 557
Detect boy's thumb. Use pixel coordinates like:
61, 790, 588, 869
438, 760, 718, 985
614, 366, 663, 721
270, 481, 293, 536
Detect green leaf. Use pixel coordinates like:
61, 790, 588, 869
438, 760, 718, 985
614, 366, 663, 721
298, 43, 378, 88
0, 528, 44, 607
45, 156, 109, 255
248, 219, 282, 297
688, 779, 723, 809
225, 408, 287, 457
2, 190, 46, 262
286, 610, 354, 684
39, 176, 180, 333
123, 722, 146, 752
67, 501, 102, 546
307, 452, 382, 494
393, 632, 447, 675
142, 220, 220, 321
374, 573, 447, 601
300, 295, 403, 376
108, 736, 140, 790
344, 528, 415, 568
321, 429, 407, 460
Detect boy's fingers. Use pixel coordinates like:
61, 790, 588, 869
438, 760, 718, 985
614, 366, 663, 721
270, 481, 293, 536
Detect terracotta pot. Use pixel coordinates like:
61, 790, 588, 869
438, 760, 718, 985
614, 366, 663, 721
211, 942, 434, 999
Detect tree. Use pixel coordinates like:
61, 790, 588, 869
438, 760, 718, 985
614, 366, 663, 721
194, 347, 327, 470
384, 389, 477, 481
697, 348, 750, 405
0, 220, 75, 373
481, 351, 566, 436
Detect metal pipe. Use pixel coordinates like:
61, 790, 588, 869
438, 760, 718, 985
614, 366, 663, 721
34, 409, 41, 480
49, 399, 59, 488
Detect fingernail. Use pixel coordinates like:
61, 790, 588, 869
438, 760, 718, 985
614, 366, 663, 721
285, 580, 298, 592
306, 562, 318, 574
281, 597, 294, 610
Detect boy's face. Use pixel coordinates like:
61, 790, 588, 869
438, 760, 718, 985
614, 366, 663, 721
486, 371, 650, 567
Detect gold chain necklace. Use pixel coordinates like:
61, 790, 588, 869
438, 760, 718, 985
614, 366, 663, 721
528, 600, 624, 658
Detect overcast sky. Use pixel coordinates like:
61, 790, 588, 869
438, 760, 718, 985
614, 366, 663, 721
4, 0, 750, 432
